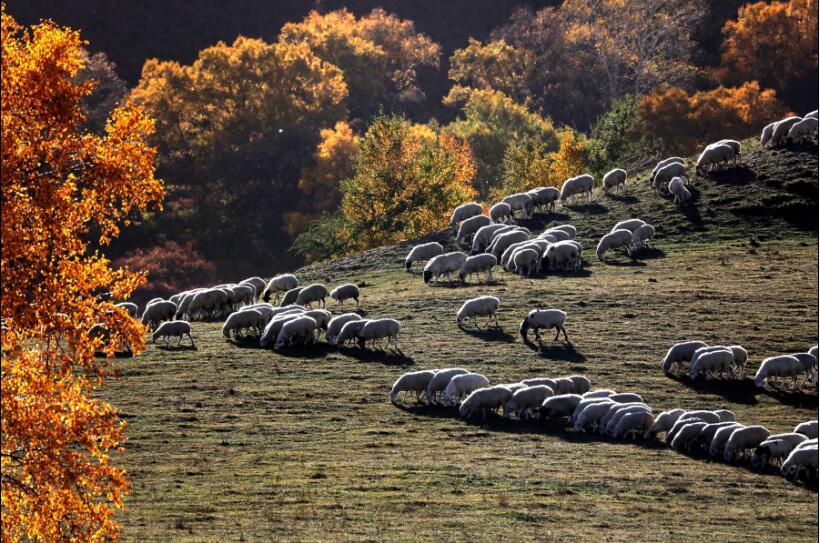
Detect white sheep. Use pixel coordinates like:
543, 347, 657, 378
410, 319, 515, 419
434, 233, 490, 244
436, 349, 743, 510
631, 224, 655, 250
456, 214, 491, 246
141, 300, 177, 331
542, 228, 570, 242
781, 446, 819, 483
519, 309, 568, 342
240, 276, 266, 299
326, 313, 362, 344
689, 349, 735, 380
450, 202, 483, 227
334, 319, 370, 347
751, 433, 809, 468
708, 423, 745, 457
582, 389, 616, 399
528, 187, 560, 213
357, 318, 400, 350
151, 320, 194, 346
538, 394, 582, 423
696, 143, 735, 174
459, 385, 514, 420
760, 122, 777, 148
794, 420, 819, 439
490, 202, 514, 223
260, 313, 305, 348
754, 355, 801, 389
444, 373, 490, 405
404, 242, 444, 272
654, 162, 688, 191
489, 230, 530, 260
503, 385, 555, 420
426, 368, 469, 404
330, 284, 360, 308
687, 421, 740, 453
574, 400, 616, 432
458, 253, 497, 284
499, 240, 533, 270
222, 309, 264, 339
295, 284, 328, 308
651, 157, 684, 183
280, 287, 303, 307
724, 425, 771, 462
512, 248, 540, 276
770, 116, 802, 148
304, 309, 332, 336
543, 241, 581, 271
670, 422, 709, 452
660, 340, 708, 374
602, 169, 627, 194
560, 174, 594, 205
457, 296, 500, 329
116, 302, 138, 317
261, 274, 299, 303
549, 224, 577, 238
806, 110, 819, 120
600, 403, 649, 435
667, 412, 722, 445
789, 352, 817, 386
471, 224, 511, 253
424, 252, 468, 284
502, 193, 535, 219
714, 139, 742, 164
612, 411, 654, 440
568, 376, 591, 394
668, 176, 691, 205
390, 370, 437, 404
612, 219, 645, 233
596, 229, 633, 261
274, 315, 318, 349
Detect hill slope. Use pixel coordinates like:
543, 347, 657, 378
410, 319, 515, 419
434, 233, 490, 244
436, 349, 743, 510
106, 142, 818, 542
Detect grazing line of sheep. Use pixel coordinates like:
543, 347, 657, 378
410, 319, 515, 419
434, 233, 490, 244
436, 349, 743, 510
754, 346, 818, 390
762, 111, 818, 149
660, 340, 748, 380
596, 219, 655, 261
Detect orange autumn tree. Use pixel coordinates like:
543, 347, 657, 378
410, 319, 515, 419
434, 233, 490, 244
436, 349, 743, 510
1, 8, 163, 542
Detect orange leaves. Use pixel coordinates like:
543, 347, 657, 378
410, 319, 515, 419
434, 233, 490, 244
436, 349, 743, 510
2, 8, 162, 541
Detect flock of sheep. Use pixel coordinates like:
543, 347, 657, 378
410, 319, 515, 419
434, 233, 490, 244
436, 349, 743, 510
389, 367, 819, 485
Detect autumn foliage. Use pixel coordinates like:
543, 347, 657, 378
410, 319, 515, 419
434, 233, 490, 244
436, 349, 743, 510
1, 8, 163, 542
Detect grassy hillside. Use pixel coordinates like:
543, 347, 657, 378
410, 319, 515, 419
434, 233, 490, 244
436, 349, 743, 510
106, 140, 818, 542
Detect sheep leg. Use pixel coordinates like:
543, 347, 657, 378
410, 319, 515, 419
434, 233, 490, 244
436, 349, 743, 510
561, 326, 569, 343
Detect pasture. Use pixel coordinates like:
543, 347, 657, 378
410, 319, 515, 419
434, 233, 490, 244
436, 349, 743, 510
107, 141, 818, 542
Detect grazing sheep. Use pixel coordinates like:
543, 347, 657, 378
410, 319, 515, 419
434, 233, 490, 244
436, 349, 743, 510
240, 276, 266, 298
612, 411, 655, 440
357, 318, 401, 350
116, 302, 138, 317
715, 139, 742, 164
608, 392, 643, 404
600, 403, 649, 435
295, 284, 328, 308
602, 168, 627, 194
708, 423, 745, 457
471, 224, 511, 253
696, 143, 735, 174
668, 176, 691, 205
528, 187, 561, 213
274, 315, 318, 349
230, 284, 256, 308
444, 373, 490, 405
503, 385, 555, 420
450, 202, 483, 227
456, 215, 491, 246
612, 219, 646, 233
141, 300, 177, 331
671, 422, 709, 452
667, 412, 722, 445
519, 309, 568, 342
459, 253, 497, 284
781, 446, 819, 483
630, 224, 656, 250
330, 284, 360, 308
490, 202, 514, 223
596, 229, 633, 261
754, 355, 801, 389
574, 400, 616, 432
326, 313, 362, 344
335, 319, 370, 347
280, 287, 303, 307
560, 175, 594, 205
459, 386, 514, 420
651, 157, 684, 181
752, 433, 809, 468
689, 349, 735, 380
542, 228, 570, 242
424, 252, 468, 284
390, 370, 438, 404
549, 224, 577, 238
151, 320, 194, 346
539, 394, 582, 423
770, 116, 802, 148
542, 241, 581, 271
260, 313, 305, 348
512, 248, 540, 276
654, 162, 688, 191
241, 304, 277, 326
690, 422, 740, 453
582, 389, 616, 399
426, 368, 470, 404
724, 426, 771, 462
794, 421, 819, 439
760, 122, 777, 148
646, 409, 686, 438
551, 377, 577, 395
502, 193, 535, 219
806, 110, 819, 120
304, 309, 331, 335
489, 230, 530, 260
405, 242, 445, 272
457, 296, 500, 329
661, 341, 708, 374
222, 309, 264, 339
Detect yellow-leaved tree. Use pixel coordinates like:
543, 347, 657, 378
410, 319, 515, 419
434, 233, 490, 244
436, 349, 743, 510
1, 8, 164, 541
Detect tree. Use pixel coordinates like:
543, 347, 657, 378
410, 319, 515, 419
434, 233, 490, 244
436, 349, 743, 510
74, 50, 127, 134
2, 8, 163, 541
340, 114, 476, 251
719, 0, 818, 111
447, 38, 534, 107
496, 135, 554, 199
279, 9, 440, 121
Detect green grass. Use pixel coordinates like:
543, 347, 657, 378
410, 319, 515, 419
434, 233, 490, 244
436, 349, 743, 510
106, 141, 818, 542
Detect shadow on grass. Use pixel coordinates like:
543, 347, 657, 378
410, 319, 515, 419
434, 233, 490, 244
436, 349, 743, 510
459, 326, 516, 343
338, 346, 414, 366
705, 165, 756, 186
667, 373, 818, 408
602, 257, 646, 267
605, 193, 640, 204
155, 344, 197, 352
523, 340, 586, 362
563, 202, 609, 215
629, 246, 667, 260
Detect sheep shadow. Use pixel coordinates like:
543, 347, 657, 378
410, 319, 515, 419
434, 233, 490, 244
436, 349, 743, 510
459, 326, 516, 343
525, 340, 586, 362
96, 349, 136, 358
667, 373, 817, 408
338, 346, 414, 366
629, 246, 666, 260
230, 336, 265, 349
601, 257, 646, 267
273, 342, 338, 359
562, 202, 609, 215
702, 165, 756, 186
155, 344, 197, 352
605, 193, 640, 204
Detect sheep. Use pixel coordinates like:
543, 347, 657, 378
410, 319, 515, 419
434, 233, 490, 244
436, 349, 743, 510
574, 400, 616, 432
696, 144, 735, 174
280, 287, 303, 307
794, 421, 819, 439
404, 242, 445, 272
230, 284, 256, 308
668, 176, 691, 205
488, 226, 529, 249
661, 341, 708, 374
608, 392, 643, 404
424, 252, 468, 284
528, 186, 560, 213
490, 202, 514, 223
551, 377, 577, 395
670, 422, 709, 452
788, 352, 818, 386
754, 355, 801, 389
260, 313, 305, 348
141, 300, 177, 331
116, 302, 138, 318
688, 349, 735, 380
646, 408, 686, 438
611, 411, 654, 440
390, 370, 437, 404
549, 224, 577, 238
806, 110, 819, 120
582, 389, 616, 399
542, 228, 570, 242
654, 162, 688, 191
471, 225, 510, 253
667, 412, 722, 445
489, 230, 530, 260
456, 214, 491, 246
274, 315, 318, 349
543, 241, 581, 271
570, 396, 614, 423
770, 116, 802, 147
781, 446, 819, 483
499, 240, 533, 269
357, 318, 400, 350
335, 319, 371, 347
538, 394, 582, 424
630, 224, 656, 250
596, 229, 633, 261
600, 403, 649, 435
443, 373, 490, 405
519, 309, 568, 342
724, 425, 771, 462
304, 309, 332, 337
612, 219, 645, 233
760, 122, 777, 148
714, 139, 742, 164
450, 202, 483, 227
651, 157, 684, 182
690, 422, 741, 453
222, 309, 264, 339
459, 386, 514, 420
503, 385, 555, 420
502, 193, 535, 219
151, 320, 194, 346
240, 304, 277, 325
295, 284, 328, 309
602, 168, 627, 194
426, 368, 469, 405
330, 284, 360, 308
239, 276, 266, 299
457, 296, 500, 329
326, 313, 362, 344
191, 288, 231, 319
512, 248, 540, 276
709, 423, 745, 457
560, 174, 594, 205
751, 433, 809, 468
458, 254, 497, 284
